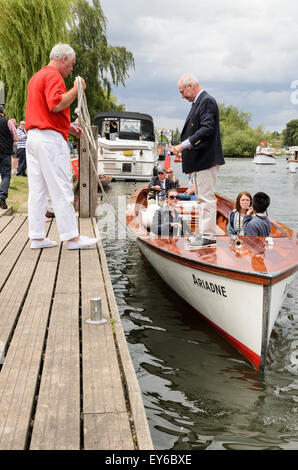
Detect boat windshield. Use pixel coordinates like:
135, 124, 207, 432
119, 119, 141, 133
95, 112, 155, 142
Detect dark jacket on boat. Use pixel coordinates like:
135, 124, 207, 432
181, 90, 225, 174
148, 176, 179, 200
151, 205, 190, 237
243, 214, 271, 236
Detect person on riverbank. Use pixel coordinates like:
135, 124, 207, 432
227, 191, 252, 235
0, 106, 18, 209
16, 120, 27, 177
243, 192, 271, 236
173, 73, 224, 248
25, 42, 98, 250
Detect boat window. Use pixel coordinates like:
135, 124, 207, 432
120, 119, 141, 133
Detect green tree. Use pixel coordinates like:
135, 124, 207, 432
0, 0, 73, 121
219, 103, 271, 157
66, 0, 134, 120
172, 127, 181, 145
282, 120, 298, 146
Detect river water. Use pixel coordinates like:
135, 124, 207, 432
96, 157, 298, 450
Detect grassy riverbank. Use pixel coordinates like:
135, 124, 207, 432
5, 172, 77, 213
6, 174, 29, 213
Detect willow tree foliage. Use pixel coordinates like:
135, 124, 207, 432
0, 0, 73, 121
67, 0, 135, 120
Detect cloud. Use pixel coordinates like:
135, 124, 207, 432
99, 0, 298, 132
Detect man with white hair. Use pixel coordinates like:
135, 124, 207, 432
25, 43, 98, 249
173, 73, 225, 248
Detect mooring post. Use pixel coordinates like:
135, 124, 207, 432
79, 124, 98, 217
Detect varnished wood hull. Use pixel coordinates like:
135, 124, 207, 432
126, 186, 298, 370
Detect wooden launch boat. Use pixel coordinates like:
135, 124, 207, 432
126, 186, 298, 370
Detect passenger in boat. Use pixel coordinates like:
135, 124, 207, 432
227, 191, 252, 235
148, 168, 167, 202
243, 192, 271, 236
151, 189, 191, 237
173, 73, 225, 248
179, 173, 196, 200
165, 168, 179, 191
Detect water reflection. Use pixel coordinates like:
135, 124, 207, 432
98, 158, 298, 450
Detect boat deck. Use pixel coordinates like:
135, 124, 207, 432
0, 212, 152, 450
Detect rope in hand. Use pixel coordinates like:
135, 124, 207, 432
74, 76, 136, 237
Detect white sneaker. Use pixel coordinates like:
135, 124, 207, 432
30, 238, 57, 249
67, 235, 99, 250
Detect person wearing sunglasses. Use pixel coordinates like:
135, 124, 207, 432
148, 167, 167, 202
165, 167, 179, 191
151, 189, 191, 237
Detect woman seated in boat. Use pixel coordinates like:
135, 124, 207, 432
165, 168, 179, 191
179, 173, 196, 201
151, 189, 191, 237
227, 191, 252, 235
243, 192, 271, 236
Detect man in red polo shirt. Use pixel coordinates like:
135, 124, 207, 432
26, 43, 98, 250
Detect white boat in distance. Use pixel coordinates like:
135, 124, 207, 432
94, 112, 159, 181
253, 146, 276, 165
126, 186, 298, 371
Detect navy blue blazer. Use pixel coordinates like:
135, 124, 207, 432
181, 90, 225, 174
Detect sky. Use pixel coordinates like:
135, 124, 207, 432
99, 0, 298, 133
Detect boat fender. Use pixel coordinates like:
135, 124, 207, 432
141, 204, 160, 228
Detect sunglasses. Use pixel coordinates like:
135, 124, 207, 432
168, 195, 179, 200
166, 171, 173, 174
158, 172, 164, 175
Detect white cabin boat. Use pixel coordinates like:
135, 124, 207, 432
94, 112, 158, 181
253, 146, 276, 165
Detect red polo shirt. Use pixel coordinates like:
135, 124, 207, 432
26, 65, 70, 141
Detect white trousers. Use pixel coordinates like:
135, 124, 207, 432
193, 165, 219, 240
27, 129, 79, 241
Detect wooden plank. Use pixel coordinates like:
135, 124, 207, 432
0, 223, 60, 450
30, 233, 80, 450
79, 218, 134, 450
84, 412, 134, 450
0, 218, 41, 354
92, 219, 153, 450
0, 214, 14, 232
0, 216, 30, 290
0, 215, 27, 256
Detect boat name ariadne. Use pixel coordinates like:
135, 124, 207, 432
192, 274, 227, 297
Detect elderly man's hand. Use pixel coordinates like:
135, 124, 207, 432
173, 144, 183, 155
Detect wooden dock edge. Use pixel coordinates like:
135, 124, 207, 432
92, 218, 154, 450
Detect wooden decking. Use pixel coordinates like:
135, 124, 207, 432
0, 210, 153, 450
